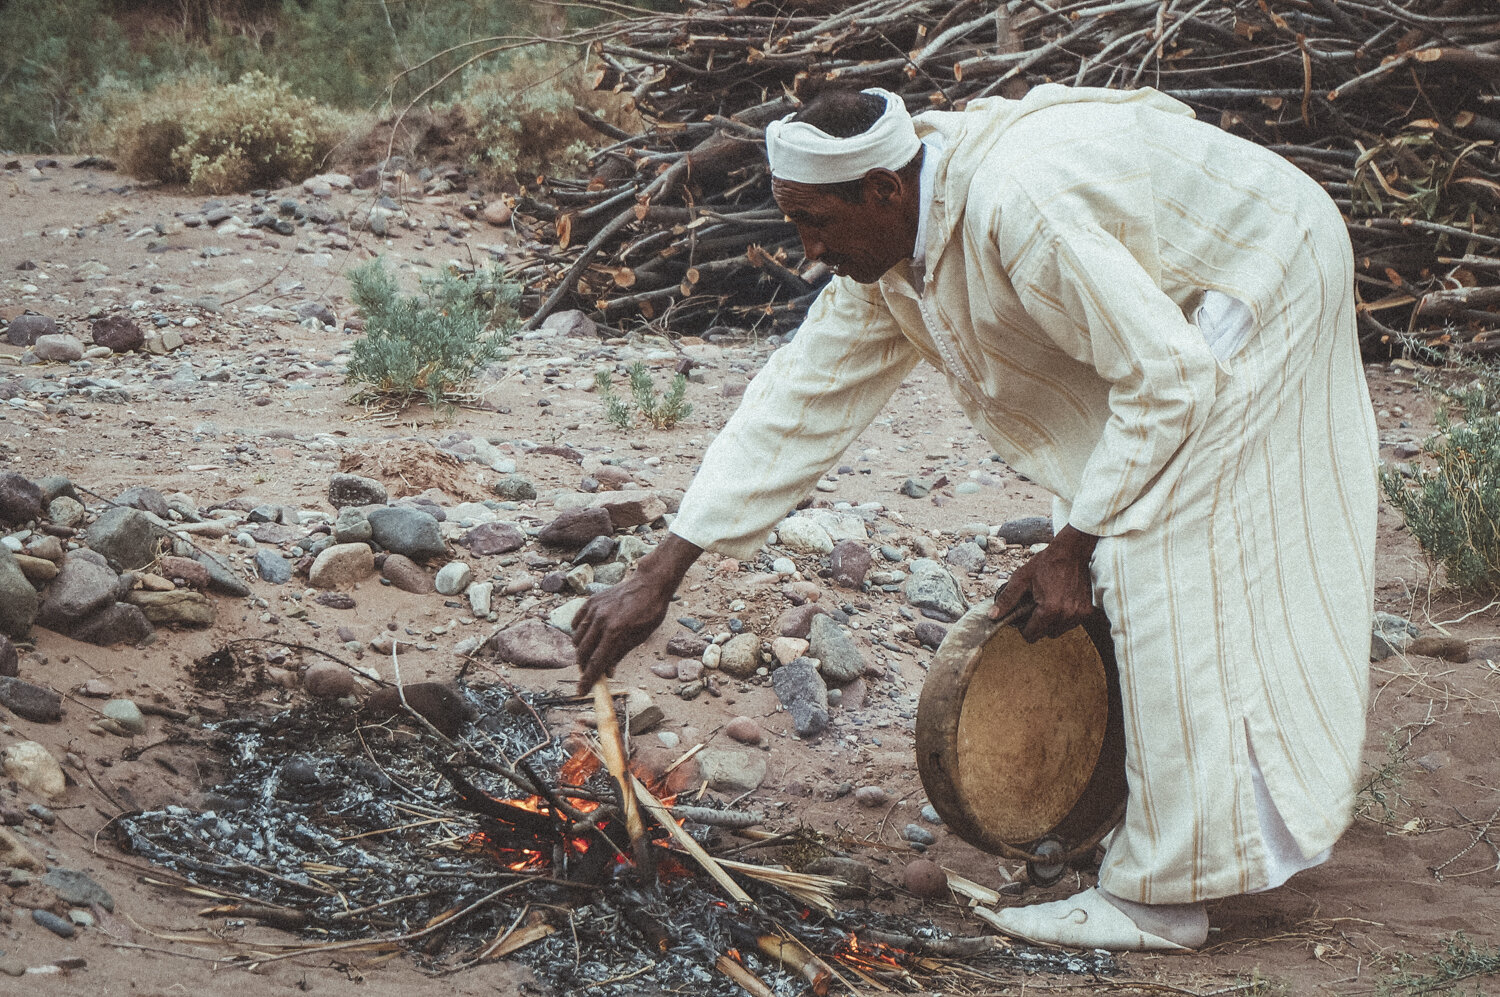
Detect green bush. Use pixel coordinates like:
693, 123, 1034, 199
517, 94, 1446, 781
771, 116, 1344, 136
1382, 371, 1500, 593
345, 259, 518, 410
0, 0, 129, 152
105, 71, 348, 193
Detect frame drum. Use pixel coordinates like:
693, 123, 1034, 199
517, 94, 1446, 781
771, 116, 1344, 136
915, 606, 1126, 861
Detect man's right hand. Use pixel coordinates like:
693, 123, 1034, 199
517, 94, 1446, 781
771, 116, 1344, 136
572, 532, 703, 693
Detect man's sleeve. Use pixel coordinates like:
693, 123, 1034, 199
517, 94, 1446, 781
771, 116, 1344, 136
1005, 219, 1220, 538
671, 279, 920, 560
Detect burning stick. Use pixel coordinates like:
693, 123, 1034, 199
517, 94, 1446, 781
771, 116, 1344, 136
591, 679, 653, 874
753, 933, 834, 996
715, 952, 776, 997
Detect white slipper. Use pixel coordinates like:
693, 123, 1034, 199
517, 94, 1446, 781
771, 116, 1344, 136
980, 888, 1193, 951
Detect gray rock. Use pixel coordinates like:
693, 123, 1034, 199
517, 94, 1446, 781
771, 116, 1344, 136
254, 549, 292, 584
36, 475, 78, 505
86, 506, 158, 570
333, 507, 372, 544
718, 632, 762, 679
434, 561, 472, 596
902, 823, 936, 847
1372, 611, 1420, 661
944, 540, 987, 573
31, 908, 75, 938
696, 748, 768, 793
899, 478, 932, 499
904, 559, 967, 623
853, 785, 889, 807
548, 596, 588, 634
540, 309, 598, 338
367, 506, 446, 560
573, 535, 616, 565
70, 603, 153, 646
914, 620, 948, 649
194, 551, 250, 596
492, 475, 537, 502
0, 473, 42, 526
43, 867, 115, 912
772, 657, 829, 737
666, 631, 709, 658
90, 314, 144, 353
486, 619, 575, 669
0, 677, 63, 723
593, 562, 626, 586
328, 473, 388, 509
101, 699, 146, 734
33, 333, 85, 361
113, 485, 171, 519
381, 554, 433, 593
920, 803, 943, 824
807, 615, 865, 685
537, 507, 612, 550
37, 551, 120, 632
998, 516, 1054, 546
47, 495, 86, 528
829, 540, 872, 588
776, 516, 834, 554
6, 313, 56, 346
0, 549, 39, 639
463, 521, 525, 556
125, 590, 216, 627
0, 634, 15, 677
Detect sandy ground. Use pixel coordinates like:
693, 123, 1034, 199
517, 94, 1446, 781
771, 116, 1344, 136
1, 160, 1498, 996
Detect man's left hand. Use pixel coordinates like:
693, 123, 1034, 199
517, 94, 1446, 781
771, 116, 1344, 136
989, 525, 1100, 642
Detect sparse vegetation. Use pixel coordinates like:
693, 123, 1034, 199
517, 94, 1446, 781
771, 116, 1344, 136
594, 362, 693, 431
1355, 731, 1413, 826
1382, 365, 1500, 594
344, 259, 518, 411
595, 370, 634, 430
104, 72, 348, 193
445, 49, 639, 186
1375, 934, 1500, 996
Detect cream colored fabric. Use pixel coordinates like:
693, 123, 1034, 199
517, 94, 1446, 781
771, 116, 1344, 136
671, 85, 1377, 902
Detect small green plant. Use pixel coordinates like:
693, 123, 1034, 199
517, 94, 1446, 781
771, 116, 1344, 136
1354, 731, 1411, 825
595, 369, 634, 429
344, 259, 517, 411
1382, 367, 1500, 593
630, 361, 692, 429
1374, 933, 1500, 996
594, 362, 692, 430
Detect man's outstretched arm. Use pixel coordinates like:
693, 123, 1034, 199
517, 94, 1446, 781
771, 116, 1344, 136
573, 532, 703, 693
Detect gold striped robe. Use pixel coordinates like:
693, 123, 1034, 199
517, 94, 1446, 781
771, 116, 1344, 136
670, 86, 1378, 902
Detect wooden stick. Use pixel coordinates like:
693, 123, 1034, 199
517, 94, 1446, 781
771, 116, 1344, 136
592, 680, 653, 875
716, 953, 776, 997
631, 773, 754, 903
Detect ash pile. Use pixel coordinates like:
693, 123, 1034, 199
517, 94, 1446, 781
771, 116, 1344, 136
116, 676, 1114, 993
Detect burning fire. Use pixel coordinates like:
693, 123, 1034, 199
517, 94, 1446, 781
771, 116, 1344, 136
464, 743, 678, 873
834, 934, 911, 972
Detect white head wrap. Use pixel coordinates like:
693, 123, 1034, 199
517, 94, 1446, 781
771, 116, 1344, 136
765, 88, 921, 185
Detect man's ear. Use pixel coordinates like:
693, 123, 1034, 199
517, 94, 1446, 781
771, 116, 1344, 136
863, 168, 904, 204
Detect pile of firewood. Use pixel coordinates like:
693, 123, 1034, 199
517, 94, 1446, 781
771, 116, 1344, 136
505, 0, 1500, 353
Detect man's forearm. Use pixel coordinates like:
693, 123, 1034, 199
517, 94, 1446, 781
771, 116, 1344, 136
638, 531, 704, 590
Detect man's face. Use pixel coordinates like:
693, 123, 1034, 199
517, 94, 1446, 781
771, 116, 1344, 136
773, 176, 911, 284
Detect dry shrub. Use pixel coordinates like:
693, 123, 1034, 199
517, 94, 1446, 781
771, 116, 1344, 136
106, 71, 349, 193
447, 49, 640, 186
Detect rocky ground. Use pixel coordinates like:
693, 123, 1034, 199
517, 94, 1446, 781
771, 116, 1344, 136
1, 156, 1498, 996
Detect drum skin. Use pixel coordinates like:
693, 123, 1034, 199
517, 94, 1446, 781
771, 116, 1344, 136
915, 606, 1126, 856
